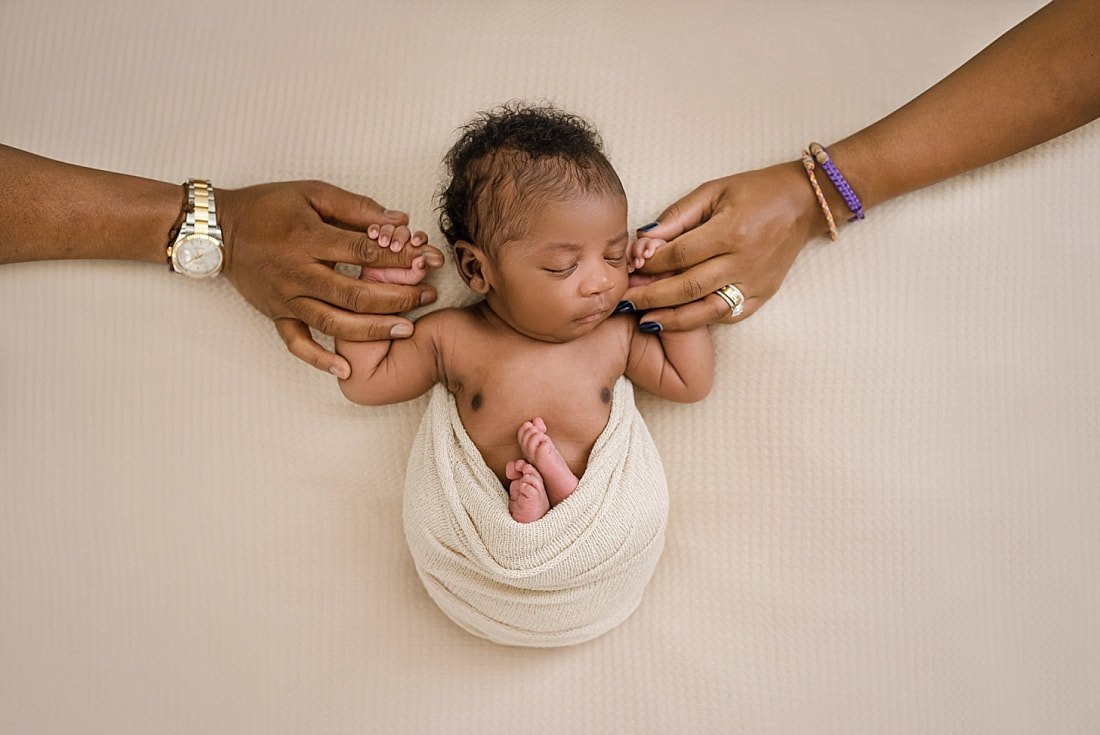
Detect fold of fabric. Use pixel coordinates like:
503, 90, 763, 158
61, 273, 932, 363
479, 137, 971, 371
402, 377, 669, 647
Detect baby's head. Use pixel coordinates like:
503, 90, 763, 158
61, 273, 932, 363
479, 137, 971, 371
438, 102, 631, 342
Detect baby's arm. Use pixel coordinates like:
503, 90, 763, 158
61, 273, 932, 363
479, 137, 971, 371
623, 235, 714, 401
335, 310, 446, 405
335, 234, 442, 405
624, 322, 714, 403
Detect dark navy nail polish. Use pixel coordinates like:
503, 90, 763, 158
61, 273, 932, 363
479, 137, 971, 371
614, 300, 635, 314
639, 321, 662, 334
637, 221, 659, 233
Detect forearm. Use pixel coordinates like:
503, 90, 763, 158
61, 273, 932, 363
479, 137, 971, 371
0, 144, 182, 265
822, 0, 1100, 218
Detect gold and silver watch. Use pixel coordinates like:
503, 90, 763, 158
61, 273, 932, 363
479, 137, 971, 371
168, 179, 224, 278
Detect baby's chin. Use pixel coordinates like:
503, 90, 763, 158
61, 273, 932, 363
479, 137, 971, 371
507, 315, 611, 344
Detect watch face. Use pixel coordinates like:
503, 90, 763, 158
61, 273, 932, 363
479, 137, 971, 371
173, 233, 224, 277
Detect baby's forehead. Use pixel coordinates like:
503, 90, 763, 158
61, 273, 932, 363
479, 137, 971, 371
501, 193, 628, 247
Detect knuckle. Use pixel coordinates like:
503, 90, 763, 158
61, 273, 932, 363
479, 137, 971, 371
291, 342, 324, 370
363, 320, 395, 341
667, 242, 690, 271
312, 309, 339, 337
678, 273, 707, 302
349, 234, 379, 263
358, 193, 380, 212
715, 300, 736, 324
279, 326, 323, 368
345, 282, 373, 313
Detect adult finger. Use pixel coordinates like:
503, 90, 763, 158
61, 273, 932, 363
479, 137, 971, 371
298, 264, 435, 314
286, 296, 419, 342
304, 180, 410, 230
637, 292, 754, 333
638, 219, 732, 276
275, 318, 352, 377
634, 181, 719, 242
621, 255, 732, 311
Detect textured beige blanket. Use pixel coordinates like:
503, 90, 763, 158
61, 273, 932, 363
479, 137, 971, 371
402, 377, 668, 647
5, 1, 1100, 731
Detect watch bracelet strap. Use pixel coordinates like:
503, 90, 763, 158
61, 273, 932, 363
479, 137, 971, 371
166, 181, 191, 269
167, 178, 220, 270
189, 178, 219, 234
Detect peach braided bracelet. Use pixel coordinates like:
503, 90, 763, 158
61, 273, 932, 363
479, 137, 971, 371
801, 149, 838, 241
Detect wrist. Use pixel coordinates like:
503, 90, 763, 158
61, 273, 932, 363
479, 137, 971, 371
823, 137, 885, 213
114, 175, 188, 264
781, 159, 836, 241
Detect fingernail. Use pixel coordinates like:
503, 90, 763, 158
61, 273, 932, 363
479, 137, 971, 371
420, 290, 437, 305
390, 323, 413, 338
637, 221, 659, 233
639, 321, 662, 333
614, 300, 635, 314
383, 208, 402, 219
330, 365, 349, 379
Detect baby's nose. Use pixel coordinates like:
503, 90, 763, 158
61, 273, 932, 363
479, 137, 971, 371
581, 265, 615, 295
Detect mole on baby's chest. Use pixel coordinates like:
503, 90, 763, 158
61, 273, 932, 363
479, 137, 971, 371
471, 393, 483, 411
601, 386, 611, 404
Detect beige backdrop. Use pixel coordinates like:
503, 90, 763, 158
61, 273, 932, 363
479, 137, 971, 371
2, 1, 1098, 733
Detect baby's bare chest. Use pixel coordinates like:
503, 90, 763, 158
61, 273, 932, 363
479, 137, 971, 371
447, 334, 625, 480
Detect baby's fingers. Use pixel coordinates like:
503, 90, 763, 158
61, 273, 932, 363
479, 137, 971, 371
366, 223, 399, 249
388, 227, 430, 252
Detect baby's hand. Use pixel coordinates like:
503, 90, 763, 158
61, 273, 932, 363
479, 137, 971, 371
629, 236, 664, 272
367, 224, 429, 252
360, 254, 430, 286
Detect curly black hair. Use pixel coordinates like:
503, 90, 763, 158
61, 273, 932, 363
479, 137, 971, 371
437, 101, 625, 254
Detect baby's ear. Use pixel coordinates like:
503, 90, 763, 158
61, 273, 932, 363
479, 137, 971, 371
454, 241, 491, 294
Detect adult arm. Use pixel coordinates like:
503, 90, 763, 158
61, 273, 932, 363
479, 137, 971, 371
625, 0, 1100, 331
0, 144, 444, 376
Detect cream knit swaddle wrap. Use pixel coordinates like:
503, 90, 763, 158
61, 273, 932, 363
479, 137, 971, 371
402, 377, 669, 647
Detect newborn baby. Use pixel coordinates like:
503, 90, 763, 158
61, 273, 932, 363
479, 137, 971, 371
336, 102, 713, 646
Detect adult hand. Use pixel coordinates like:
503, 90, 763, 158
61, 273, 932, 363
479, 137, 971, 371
217, 180, 444, 377
623, 161, 821, 332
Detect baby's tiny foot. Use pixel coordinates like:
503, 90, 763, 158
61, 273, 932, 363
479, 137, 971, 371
505, 459, 550, 523
517, 418, 578, 507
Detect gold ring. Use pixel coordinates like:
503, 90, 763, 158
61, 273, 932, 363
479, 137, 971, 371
715, 284, 745, 317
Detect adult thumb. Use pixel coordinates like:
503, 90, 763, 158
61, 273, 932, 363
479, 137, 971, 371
307, 180, 410, 230
634, 183, 717, 241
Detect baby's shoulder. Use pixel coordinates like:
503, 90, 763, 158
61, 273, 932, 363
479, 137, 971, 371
415, 305, 476, 333
412, 305, 490, 353
597, 312, 639, 348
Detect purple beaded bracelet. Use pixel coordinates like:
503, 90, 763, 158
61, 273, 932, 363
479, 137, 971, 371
808, 143, 865, 221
